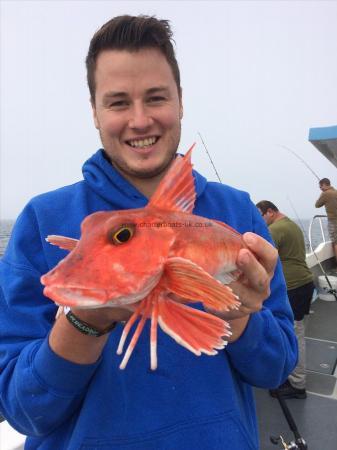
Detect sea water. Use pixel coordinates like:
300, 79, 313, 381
0, 220, 13, 257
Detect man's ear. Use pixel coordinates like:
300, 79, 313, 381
91, 98, 99, 130
179, 88, 183, 120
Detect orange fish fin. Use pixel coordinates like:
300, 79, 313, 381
165, 257, 241, 311
46, 235, 79, 251
150, 299, 159, 370
117, 297, 154, 370
158, 297, 231, 355
147, 143, 196, 213
212, 219, 242, 237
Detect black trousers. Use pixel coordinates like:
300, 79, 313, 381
287, 281, 315, 321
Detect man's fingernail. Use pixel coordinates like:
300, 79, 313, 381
238, 251, 250, 265
244, 233, 255, 246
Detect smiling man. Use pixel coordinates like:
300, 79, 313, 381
92, 49, 182, 185
0, 15, 297, 450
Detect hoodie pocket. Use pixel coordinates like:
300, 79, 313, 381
79, 411, 257, 450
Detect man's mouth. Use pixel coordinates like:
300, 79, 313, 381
126, 136, 159, 149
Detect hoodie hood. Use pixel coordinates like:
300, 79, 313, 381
82, 149, 208, 210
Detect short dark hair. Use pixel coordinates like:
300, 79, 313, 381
319, 178, 330, 186
85, 15, 181, 102
255, 200, 279, 215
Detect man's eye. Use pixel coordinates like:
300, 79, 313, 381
148, 96, 165, 103
109, 101, 128, 108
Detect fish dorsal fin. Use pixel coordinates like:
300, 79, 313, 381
46, 235, 79, 252
147, 143, 196, 213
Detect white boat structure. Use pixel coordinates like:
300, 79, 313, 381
1, 125, 337, 449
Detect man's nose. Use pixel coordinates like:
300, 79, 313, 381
128, 105, 154, 130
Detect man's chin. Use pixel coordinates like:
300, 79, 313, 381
113, 156, 175, 180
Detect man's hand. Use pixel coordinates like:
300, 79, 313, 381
231, 232, 278, 315
50, 306, 133, 365
206, 232, 278, 341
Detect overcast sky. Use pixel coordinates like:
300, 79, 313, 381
1, 0, 337, 221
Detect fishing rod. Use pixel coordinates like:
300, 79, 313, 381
278, 144, 320, 181
286, 196, 308, 241
197, 132, 222, 183
270, 393, 308, 449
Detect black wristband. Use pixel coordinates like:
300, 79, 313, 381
65, 310, 117, 337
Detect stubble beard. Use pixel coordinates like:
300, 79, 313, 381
99, 128, 181, 180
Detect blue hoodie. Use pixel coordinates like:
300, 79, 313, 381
0, 150, 297, 450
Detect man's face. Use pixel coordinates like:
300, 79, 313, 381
91, 48, 183, 183
320, 183, 329, 192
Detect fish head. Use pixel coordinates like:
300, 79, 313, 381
41, 210, 175, 308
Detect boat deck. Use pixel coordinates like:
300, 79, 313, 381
256, 297, 337, 450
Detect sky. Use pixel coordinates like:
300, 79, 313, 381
1, 0, 337, 220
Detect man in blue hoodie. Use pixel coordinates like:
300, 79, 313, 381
0, 15, 297, 450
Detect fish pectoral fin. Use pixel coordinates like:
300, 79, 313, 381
46, 235, 79, 251
146, 144, 196, 213
165, 257, 240, 312
158, 297, 231, 355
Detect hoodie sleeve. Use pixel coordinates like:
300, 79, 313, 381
0, 203, 100, 436
225, 203, 298, 388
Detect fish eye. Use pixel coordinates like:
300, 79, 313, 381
109, 225, 135, 245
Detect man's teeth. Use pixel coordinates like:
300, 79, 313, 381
129, 137, 157, 148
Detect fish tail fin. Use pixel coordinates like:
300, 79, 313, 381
157, 297, 231, 356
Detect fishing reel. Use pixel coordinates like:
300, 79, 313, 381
270, 434, 307, 449
269, 390, 308, 449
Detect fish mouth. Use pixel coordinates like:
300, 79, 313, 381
43, 271, 163, 309
43, 285, 154, 309
43, 286, 109, 308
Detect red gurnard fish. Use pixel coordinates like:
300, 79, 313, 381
41, 144, 246, 370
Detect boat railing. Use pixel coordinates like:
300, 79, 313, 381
308, 214, 329, 253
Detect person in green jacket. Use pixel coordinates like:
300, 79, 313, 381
315, 178, 337, 262
256, 200, 314, 399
